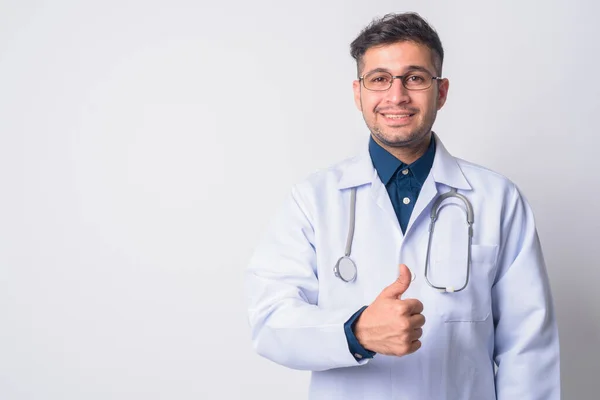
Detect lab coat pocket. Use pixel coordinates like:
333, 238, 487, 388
428, 244, 498, 322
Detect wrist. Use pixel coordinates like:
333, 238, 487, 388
344, 306, 375, 360
352, 309, 373, 353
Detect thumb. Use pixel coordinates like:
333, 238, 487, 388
380, 264, 412, 299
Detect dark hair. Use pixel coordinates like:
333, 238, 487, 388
350, 12, 444, 76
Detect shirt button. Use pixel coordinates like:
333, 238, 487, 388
403, 197, 410, 205
354, 353, 363, 359
401, 169, 409, 175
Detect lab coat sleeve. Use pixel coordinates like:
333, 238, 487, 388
245, 185, 366, 371
492, 184, 560, 399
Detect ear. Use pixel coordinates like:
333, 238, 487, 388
352, 80, 362, 111
436, 78, 450, 110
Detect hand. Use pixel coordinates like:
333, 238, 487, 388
354, 264, 425, 357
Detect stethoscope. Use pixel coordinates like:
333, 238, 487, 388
333, 186, 474, 293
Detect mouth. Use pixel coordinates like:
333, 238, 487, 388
379, 112, 415, 124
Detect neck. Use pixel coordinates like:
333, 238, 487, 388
373, 133, 432, 164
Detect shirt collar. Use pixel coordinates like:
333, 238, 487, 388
337, 132, 471, 191
368, 134, 436, 185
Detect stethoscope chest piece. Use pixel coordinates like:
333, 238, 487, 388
334, 256, 357, 283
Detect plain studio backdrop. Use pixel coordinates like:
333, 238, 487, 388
0, 0, 598, 399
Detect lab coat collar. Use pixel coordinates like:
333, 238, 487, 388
337, 132, 472, 191
429, 133, 472, 191
336, 146, 377, 190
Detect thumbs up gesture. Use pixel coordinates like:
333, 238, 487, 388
353, 264, 425, 357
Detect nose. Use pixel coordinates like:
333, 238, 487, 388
385, 77, 411, 105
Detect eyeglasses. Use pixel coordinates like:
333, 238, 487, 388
359, 70, 442, 91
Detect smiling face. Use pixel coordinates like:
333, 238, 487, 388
353, 41, 449, 156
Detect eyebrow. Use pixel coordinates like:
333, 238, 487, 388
362, 65, 436, 77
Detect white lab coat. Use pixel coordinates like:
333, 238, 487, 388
245, 134, 560, 399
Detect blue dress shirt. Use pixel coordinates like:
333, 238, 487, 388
344, 135, 436, 360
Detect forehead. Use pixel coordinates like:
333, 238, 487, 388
361, 41, 436, 74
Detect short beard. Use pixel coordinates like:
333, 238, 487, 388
367, 118, 435, 149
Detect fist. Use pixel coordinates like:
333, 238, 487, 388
353, 264, 425, 357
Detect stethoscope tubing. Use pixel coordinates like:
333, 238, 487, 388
334, 186, 475, 293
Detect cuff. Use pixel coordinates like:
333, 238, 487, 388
344, 305, 376, 361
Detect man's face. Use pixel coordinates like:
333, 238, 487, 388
353, 41, 449, 150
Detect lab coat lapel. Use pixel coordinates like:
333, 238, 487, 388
406, 174, 438, 236
370, 169, 403, 235
405, 133, 472, 234
337, 148, 402, 236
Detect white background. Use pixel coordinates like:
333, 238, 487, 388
1, 0, 598, 399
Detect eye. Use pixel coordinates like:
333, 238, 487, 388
405, 74, 425, 83
369, 74, 391, 84
362, 71, 394, 90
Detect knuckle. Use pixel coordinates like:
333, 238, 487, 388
396, 318, 410, 331
399, 331, 411, 342
396, 302, 408, 314
399, 343, 410, 355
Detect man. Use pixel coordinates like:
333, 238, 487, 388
245, 12, 560, 399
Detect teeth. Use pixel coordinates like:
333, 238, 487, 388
384, 114, 410, 119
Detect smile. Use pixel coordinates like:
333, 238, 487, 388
382, 114, 413, 119
380, 113, 415, 123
